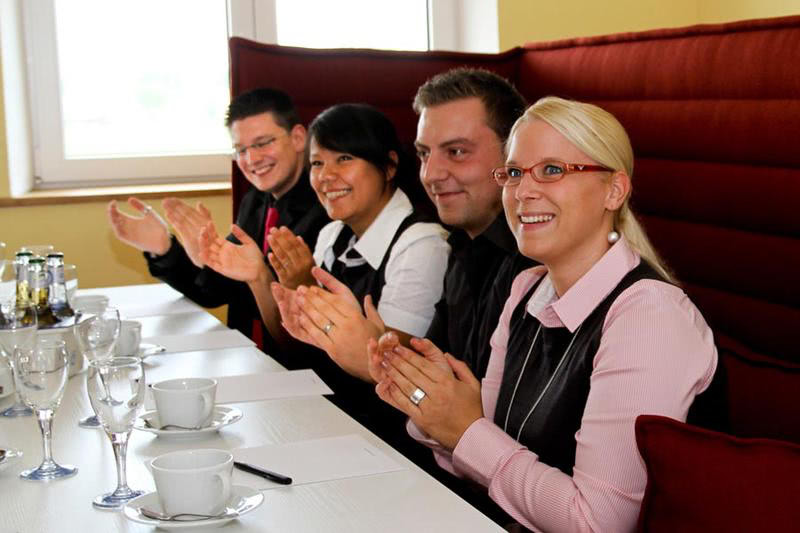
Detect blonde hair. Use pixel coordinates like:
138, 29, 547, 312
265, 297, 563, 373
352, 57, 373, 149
510, 96, 676, 283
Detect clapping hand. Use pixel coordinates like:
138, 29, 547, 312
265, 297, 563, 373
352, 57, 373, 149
199, 223, 269, 284
266, 227, 315, 289
373, 336, 483, 451
162, 198, 214, 268
272, 266, 386, 382
108, 197, 171, 255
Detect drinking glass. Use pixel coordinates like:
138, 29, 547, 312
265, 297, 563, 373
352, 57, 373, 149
15, 337, 77, 480
87, 357, 145, 508
0, 302, 37, 417
74, 307, 120, 428
63, 264, 78, 304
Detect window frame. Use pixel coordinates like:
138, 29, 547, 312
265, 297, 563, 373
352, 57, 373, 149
4, 0, 497, 194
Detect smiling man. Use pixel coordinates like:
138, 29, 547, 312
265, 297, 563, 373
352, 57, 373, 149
108, 88, 328, 361
413, 68, 533, 379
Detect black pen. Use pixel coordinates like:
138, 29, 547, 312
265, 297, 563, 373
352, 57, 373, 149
234, 461, 292, 485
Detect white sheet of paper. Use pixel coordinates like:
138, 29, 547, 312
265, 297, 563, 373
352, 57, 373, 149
143, 329, 255, 354
232, 434, 406, 489
145, 369, 333, 409
79, 284, 202, 317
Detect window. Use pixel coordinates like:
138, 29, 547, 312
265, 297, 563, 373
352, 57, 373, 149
4, 0, 497, 192
28, 0, 232, 188
276, 0, 429, 51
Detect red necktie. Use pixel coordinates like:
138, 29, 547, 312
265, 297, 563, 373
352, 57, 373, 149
262, 207, 279, 254
253, 206, 279, 350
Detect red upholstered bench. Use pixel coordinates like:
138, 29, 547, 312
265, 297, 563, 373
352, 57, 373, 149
228, 14, 800, 528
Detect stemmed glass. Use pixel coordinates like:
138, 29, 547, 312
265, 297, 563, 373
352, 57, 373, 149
87, 356, 145, 508
0, 302, 36, 417
74, 307, 120, 428
15, 336, 77, 480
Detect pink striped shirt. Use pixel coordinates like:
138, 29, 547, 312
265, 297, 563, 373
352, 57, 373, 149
409, 238, 717, 532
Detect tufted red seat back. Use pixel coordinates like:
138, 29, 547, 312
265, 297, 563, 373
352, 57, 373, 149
229, 13, 800, 375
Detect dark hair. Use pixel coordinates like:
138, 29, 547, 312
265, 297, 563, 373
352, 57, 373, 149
308, 103, 414, 192
413, 67, 526, 142
225, 88, 301, 130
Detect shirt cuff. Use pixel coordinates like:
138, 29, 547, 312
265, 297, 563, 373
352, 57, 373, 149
144, 235, 180, 269
378, 302, 432, 337
452, 417, 527, 487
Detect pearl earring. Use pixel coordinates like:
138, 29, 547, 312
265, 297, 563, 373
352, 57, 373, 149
607, 230, 620, 244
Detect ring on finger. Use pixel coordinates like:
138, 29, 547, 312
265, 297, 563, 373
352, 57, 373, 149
322, 321, 334, 335
409, 387, 426, 406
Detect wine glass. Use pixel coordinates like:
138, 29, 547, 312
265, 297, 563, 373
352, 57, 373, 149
15, 336, 77, 480
0, 302, 36, 417
87, 356, 145, 508
74, 307, 120, 428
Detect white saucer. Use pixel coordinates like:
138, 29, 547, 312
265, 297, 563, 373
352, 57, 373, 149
0, 448, 22, 472
133, 406, 243, 438
137, 343, 167, 359
122, 485, 264, 529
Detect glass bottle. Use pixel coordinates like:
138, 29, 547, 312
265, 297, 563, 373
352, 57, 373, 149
46, 253, 74, 320
28, 258, 58, 327
14, 251, 33, 307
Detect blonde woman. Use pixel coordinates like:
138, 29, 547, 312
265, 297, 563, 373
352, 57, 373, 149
370, 97, 717, 532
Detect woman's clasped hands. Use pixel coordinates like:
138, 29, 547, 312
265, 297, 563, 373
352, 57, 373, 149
272, 266, 385, 382
368, 333, 484, 451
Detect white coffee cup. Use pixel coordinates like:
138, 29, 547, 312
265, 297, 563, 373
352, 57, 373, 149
115, 320, 142, 356
151, 449, 233, 516
151, 377, 217, 429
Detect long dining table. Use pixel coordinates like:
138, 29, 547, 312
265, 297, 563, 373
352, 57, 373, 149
0, 284, 503, 532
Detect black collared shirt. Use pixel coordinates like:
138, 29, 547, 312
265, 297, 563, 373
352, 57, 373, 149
146, 170, 329, 359
425, 213, 535, 379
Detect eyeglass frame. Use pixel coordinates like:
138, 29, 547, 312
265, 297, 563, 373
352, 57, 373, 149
492, 160, 614, 187
231, 133, 288, 161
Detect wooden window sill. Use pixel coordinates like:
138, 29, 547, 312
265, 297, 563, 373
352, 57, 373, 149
0, 181, 231, 207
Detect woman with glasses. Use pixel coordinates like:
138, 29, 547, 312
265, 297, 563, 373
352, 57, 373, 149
201, 103, 449, 455
369, 96, 717, 532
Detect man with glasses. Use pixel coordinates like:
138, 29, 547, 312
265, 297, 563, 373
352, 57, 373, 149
107, 88, 328, 362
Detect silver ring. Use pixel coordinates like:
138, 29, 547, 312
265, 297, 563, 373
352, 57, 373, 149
322, 321, 334, 335
409, 387, 426, 406
142, 204, 153, 214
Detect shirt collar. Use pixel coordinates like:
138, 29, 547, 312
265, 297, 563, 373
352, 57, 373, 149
447, 211, 516, 255
272, 168, 315, 226
350, 188, 412, 268
527, 237, 640, 331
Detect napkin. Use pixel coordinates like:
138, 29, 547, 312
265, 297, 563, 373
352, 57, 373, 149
232, 434, 406, 489
142, 329, 255, 354
145, 369, 333, 409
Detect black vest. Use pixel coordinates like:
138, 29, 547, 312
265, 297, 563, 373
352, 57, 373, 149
494, 261, 664, 475
323, 211, 428, 305
318, 210, 440, 466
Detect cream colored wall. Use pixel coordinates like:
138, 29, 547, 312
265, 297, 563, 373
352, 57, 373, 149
497, 0, 799, 50
698, 0, 800, 23
0, 197, 232, 322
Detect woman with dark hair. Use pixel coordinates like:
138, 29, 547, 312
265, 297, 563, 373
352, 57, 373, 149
200, 103, 449, 450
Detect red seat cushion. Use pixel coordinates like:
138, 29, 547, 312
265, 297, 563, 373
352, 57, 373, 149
635, 414, 800, 532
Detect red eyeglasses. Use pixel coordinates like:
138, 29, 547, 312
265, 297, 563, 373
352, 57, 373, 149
492, 160, 613, 186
